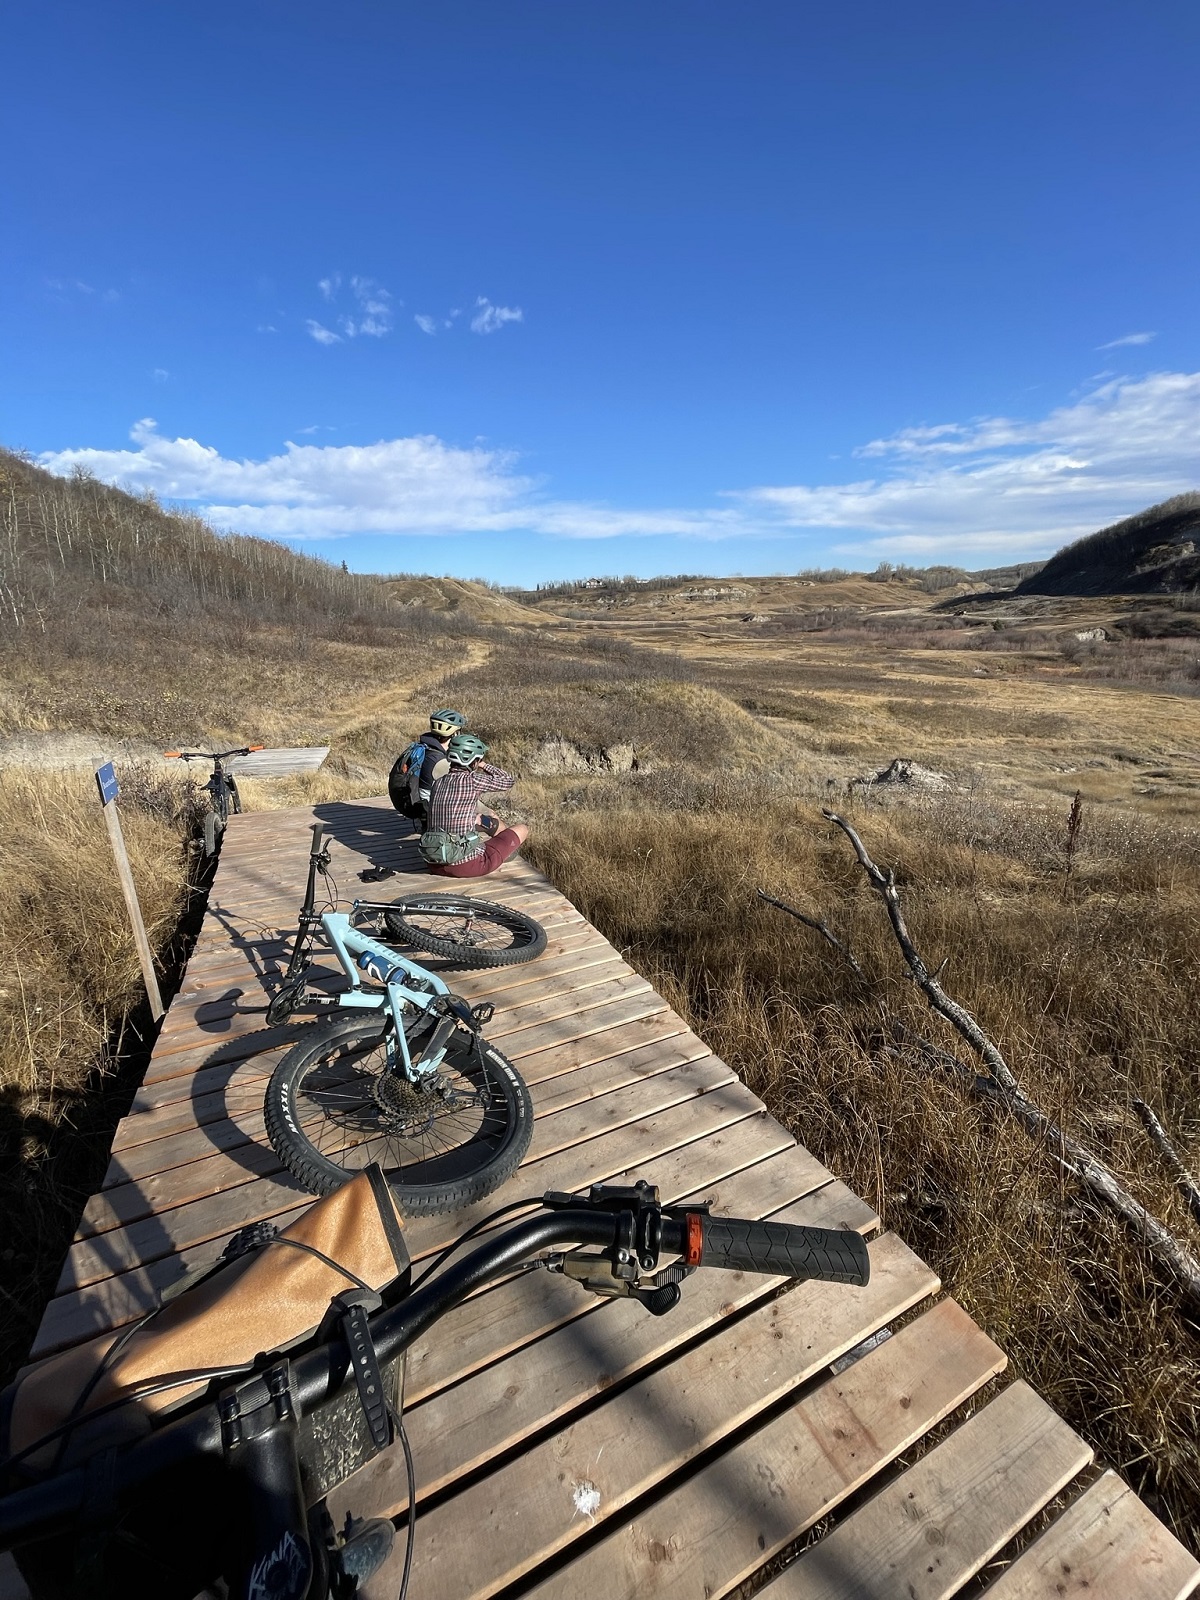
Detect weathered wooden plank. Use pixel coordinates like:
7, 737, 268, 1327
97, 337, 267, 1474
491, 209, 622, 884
382, 1233, 938, 1600
399, 1179, 880, 1506
153, 937, 626, 1043
83, 1047, 734, 1237
521, 1299, 1007, 1600
224, 746, 330, 776
403, 1144, 863, 1409
105, 1027, 712, 1188
50, 1075, 772, 1303
982, 1470, 1200, 1600
119, 995, 681, 1134
759, 1381, 1093, 1600
144, 961, 650, 1072
35, 1098, 796, 1357
113, 1010, 698, 1152
175, 911, 592, 992
332, 1163, 875, 1531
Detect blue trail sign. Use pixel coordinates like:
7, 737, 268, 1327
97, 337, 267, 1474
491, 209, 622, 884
95, 761, 119, 806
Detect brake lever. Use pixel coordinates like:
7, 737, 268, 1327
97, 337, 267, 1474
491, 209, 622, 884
544, 1251, 695, 1316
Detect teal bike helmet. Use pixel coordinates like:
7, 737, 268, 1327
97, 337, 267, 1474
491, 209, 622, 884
429, 708, 467, 738
446, 733, 489, 767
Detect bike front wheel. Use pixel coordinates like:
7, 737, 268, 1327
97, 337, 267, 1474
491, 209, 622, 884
381, 894, 547, 967
263, 1014, 534, 1214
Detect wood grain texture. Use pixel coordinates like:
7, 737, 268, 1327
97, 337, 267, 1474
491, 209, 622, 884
760, 1381, 1093, 1600
521, 1298, 1007, 1600
385, 1233, 938, 1600
983, 1471, 1200, 1600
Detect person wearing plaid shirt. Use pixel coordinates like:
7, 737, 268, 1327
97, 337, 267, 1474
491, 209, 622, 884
425, 734, 530, 878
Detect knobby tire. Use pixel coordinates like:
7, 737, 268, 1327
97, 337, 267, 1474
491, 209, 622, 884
263, 1013, 533, 1215
382, 895, 547, 967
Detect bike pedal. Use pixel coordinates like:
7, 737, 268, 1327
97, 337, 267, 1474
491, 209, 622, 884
471, 1002, 495, 1026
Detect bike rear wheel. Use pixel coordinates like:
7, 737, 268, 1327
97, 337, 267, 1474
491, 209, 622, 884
381, 894, 547, 966
264, 1014, 533, 1214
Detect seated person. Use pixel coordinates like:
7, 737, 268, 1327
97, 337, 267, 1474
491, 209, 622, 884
421, 733, 530, 878
388, 708, 465, 828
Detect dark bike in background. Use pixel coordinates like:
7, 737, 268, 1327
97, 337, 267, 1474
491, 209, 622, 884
164, 744, 264, 856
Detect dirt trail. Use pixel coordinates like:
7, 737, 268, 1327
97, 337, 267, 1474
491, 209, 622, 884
332, 638, 494, 737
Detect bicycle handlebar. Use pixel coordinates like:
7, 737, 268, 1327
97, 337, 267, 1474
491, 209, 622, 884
163, 746, 264, 761
0, 1200, 868, 1552
695, 1216, 869, 1283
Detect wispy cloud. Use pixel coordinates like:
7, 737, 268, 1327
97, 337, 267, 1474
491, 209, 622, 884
45, 278, 120, 304
311, 274, 395, 340
414, 314, 438, 336
470, 297, 523, 335
306, 319, 342, 346
1097, 331, 1156, 350
152, 368, 169, 383
34, 372, 1200, 564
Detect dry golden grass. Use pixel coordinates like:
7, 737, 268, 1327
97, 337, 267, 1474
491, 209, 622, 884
0, 766, 195, 1377
526, 787, 1200, 1544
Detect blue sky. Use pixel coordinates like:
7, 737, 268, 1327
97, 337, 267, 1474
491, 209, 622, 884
4, 2, 1199, 584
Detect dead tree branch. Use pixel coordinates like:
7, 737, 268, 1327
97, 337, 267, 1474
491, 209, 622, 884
1133, 1099, 1200, 1229
822, 809, 1020, 1092
755, 889, 867, 982
811, 809, 1200, 1313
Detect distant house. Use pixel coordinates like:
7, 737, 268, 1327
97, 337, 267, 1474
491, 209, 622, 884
580, 577, 604, 589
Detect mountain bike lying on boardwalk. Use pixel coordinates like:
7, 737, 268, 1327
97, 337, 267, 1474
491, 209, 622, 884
0, 1171, 871, 1600
164, 744, 264, 856
263, 824, 537, 1213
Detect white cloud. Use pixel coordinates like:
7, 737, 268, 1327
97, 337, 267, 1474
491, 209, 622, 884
34, 372, 1200, 563
739, 370, 1200, 558
414, 314, 437, 336
1097, 331, 1156, 350
471, 297, 523, 335
152, 368, 169, 383
257, 323, 278, 334
312, 274, 394, 339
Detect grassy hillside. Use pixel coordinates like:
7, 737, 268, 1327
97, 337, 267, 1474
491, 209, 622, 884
0, 448, 471, 752
1018, 492, 1200, 596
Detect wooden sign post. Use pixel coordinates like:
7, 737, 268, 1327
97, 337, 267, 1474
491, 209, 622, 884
94, 760, 165, 1022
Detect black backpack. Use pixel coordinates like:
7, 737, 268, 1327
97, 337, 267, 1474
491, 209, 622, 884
388, 741, 427, 817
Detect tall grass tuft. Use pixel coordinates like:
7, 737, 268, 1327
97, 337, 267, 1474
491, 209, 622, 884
527, 788, 1200, 1544
0, 765, 194, 1379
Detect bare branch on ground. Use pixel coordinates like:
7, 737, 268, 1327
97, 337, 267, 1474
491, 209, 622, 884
1133, 1099, 1200, 1229
754, 888, 867, 982
761, 810, 1200, 1312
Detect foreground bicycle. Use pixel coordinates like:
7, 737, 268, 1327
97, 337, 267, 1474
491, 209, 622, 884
263, 824, 534, 1212
164, 743, 264, 856
0, 1173, 871, 1600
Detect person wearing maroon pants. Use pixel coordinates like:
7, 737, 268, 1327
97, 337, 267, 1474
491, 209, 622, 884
425, 734, 530, 878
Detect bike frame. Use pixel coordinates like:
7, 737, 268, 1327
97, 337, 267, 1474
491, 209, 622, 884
318, 910, 457, 1082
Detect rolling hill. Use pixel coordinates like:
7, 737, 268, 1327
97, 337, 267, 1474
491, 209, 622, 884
1017, 493, 1200, 596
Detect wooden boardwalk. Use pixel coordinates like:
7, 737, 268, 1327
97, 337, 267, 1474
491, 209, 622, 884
12, 797, 1199, 1599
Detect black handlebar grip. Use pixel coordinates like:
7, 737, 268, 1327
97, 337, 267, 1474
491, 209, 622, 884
699, 1217, 870, 1286
310, 822, 325, 852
